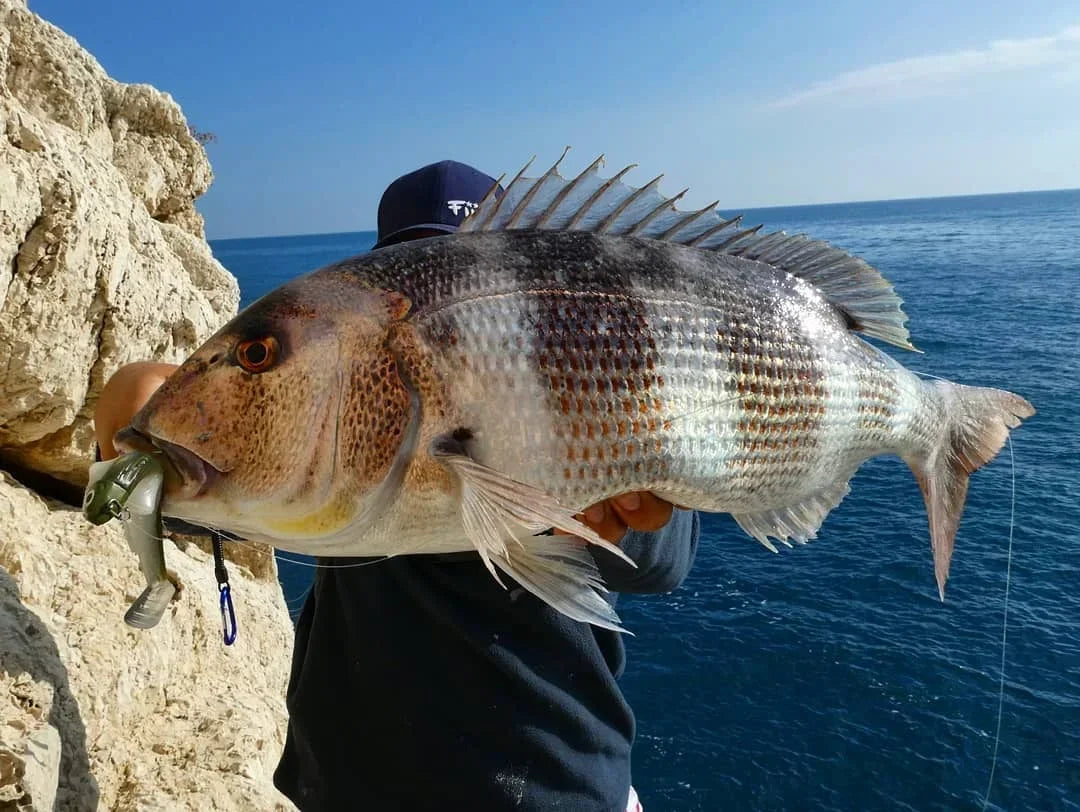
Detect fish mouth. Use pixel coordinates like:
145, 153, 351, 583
114, 427, 221, 500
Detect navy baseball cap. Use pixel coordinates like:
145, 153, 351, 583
373, 160, 504, 249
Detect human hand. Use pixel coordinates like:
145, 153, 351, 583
94, 362, 179, 460
559, 492, 676, 544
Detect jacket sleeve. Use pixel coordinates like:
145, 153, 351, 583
589, 509, 700, 595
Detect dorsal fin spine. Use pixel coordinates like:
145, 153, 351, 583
597, 174, 663, 234
716, 224, 764, 251
566, 163, 637, 229
462, 151, 916, 351
535, 154, 605, 227
476, 156, 535, 229
472, 173, 507, 226
629, 188, 688, 236
660, 201, 720, 241
688, 215, 742, 246
506, 147, 570, 228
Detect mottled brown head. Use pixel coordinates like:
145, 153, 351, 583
125, 270, 417, 544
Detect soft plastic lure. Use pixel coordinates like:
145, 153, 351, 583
84, 452, 176, 629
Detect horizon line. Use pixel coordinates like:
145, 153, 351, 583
206, 184, 1080, 243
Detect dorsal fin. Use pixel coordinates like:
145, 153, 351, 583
461, 150, 916, 351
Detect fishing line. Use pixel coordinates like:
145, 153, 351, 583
909, 369, 1015, 808
122, 519, 392, 570
262, 548, 392, 570
981, 434, 1015, 811
285, 588, 313, 610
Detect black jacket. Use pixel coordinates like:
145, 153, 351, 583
274, 509, 699, 811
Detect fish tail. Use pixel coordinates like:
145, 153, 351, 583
906, 381, 1034, 600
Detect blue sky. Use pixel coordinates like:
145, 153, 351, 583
29, 0, 1080, 239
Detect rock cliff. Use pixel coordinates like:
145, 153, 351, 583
0, 0, 238, 487
0, 2, 297, 809
0, 476, 296, 811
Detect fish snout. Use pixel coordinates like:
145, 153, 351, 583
114, 426, 218, 500
114, 425, 156, 455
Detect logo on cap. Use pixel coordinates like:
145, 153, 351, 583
447, 200, 479, 217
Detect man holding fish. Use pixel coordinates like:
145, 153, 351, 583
99, 142, 1032, 811
95, 159, 699, 812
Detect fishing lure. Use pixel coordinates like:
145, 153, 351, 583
83, 452, 238, 644
84, 451, 177, 629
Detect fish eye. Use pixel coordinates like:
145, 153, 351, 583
235, 337, 279, 373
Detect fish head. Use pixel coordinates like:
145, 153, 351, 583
118, 270, 418, 547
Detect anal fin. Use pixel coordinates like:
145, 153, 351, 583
732, 480, 852, 552
432, 435, 634, 631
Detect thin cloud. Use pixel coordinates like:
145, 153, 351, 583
767, 25, 1080, 109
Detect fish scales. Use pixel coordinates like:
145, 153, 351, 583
311, 230, 931, 537
126, 153, 1034, 630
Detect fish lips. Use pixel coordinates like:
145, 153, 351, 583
114, 427, 221, 500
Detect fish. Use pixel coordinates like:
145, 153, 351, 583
117, 151, 1035, 631
84, 451, 178, 629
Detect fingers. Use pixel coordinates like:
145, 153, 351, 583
95, 362, 179, 460
555, 492, 676, 544
610, 492, 673, 533
553, 499, 626, 543
579, 500, 630, 543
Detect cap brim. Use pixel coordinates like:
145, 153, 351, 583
371, 223, 458, 250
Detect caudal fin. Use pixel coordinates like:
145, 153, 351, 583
907, 382, 1034, 600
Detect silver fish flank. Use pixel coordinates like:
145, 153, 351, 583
122, 151, 1035, 630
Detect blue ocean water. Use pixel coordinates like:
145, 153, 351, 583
210, 189, 1080, 811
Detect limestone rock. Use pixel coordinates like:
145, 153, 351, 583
0, 4, 299, 810
0, 676, 61, 812
0, 670, 60, 811
0, 0, 239, 486
0, 474, 298, 811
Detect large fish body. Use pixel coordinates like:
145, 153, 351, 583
123, 155, 1034, 629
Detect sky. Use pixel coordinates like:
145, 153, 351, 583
27, 0, 1080, 239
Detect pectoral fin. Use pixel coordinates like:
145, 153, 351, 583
432, 435, 634, 631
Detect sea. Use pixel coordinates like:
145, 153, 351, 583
210, 189, 1080, 811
